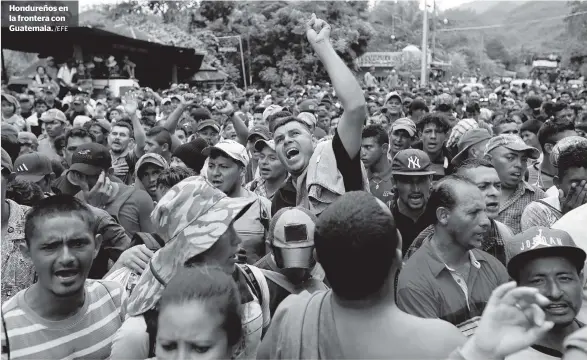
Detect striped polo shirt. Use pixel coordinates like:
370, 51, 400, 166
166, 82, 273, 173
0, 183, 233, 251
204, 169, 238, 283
1, 280, 126, 360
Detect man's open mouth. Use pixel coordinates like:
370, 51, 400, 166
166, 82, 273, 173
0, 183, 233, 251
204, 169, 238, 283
285, 148, 300, 160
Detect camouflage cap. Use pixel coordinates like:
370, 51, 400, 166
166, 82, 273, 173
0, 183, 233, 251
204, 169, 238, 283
126, 176, 256, 316
484, 134, 540, 160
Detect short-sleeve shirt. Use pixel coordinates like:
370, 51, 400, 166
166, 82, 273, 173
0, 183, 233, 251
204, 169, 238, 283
368, 166, 395, 208
496, 181, 547, 234
397, 239, 509, 327
1, 280, 126, 360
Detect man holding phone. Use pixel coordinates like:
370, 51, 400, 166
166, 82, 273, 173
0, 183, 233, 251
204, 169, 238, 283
67, 143, 156, 237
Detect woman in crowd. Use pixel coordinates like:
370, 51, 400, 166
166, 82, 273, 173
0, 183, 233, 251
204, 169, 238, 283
152, 265, 243, 360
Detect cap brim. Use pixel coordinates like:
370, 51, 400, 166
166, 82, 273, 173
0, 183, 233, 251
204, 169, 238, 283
391, 125, 415, 137
451, 147, 471, 166
247, 132, 269, 141
503, 144, 541, 160
14, 173, 46, 182
197, 125, 220, 133
68, 163, 103, 176
391, 170, 436, 176
254, 139, 275, 152
507, 247, 587, 278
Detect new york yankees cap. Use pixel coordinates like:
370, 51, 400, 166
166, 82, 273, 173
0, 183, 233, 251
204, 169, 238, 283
391, 149, 436, 176
505, 226, 586, 278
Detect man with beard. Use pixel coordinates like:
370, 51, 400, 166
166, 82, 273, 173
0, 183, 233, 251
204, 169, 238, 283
37, 109, 68, 162
361, 124, 395, 207
246, 139, 288, 201
204, 139, 271, 264
405, 159, 514, 266
504, 227, 585, 359
0, 196, 126, 359
390, 149, 436, 253
108, 121, 140, 185
271, 15, 369, 216
484, 134, 546, 234
397, 176, 509, 332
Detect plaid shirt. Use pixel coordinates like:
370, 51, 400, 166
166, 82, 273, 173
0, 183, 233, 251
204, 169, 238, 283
496, 181, 546, 234
404, 220, 508, 266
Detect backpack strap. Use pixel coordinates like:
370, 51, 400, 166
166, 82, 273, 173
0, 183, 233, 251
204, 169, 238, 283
130, 232, 165, 251
144, 308, 159, 358
238, 264, 271, 334
260, 269, 298, 294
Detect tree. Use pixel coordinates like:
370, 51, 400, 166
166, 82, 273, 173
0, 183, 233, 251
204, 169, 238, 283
485, 37, 510, 65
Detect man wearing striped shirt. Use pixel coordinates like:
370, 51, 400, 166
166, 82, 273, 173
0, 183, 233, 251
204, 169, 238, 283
1, 195, 126, 360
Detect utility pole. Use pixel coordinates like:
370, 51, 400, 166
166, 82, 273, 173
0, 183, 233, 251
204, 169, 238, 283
421, 0, 429, 87
431, 0, 436, 63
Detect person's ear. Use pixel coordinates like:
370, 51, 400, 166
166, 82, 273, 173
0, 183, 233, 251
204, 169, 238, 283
436, 206, 450, 226
93, 234, 103, 259
382, 143, 389, 154
544, 143, 554, 154
553, 175, 560, 187
483, 153, 492, 162
162, 143, 170, 153
67, 171, 83, 186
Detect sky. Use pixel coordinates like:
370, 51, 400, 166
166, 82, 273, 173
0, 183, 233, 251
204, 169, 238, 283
79, 0, 476, 12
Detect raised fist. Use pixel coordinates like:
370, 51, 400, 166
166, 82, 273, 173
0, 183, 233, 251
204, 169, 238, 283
306, 13, 331, 46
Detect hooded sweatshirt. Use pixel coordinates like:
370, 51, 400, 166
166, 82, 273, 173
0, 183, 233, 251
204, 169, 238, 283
134, 153, 169, 202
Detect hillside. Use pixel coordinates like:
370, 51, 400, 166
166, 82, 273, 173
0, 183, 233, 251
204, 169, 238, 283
442, 0, 569, 54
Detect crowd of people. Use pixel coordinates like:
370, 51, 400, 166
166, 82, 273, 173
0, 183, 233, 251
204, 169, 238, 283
1, 14, 587, 360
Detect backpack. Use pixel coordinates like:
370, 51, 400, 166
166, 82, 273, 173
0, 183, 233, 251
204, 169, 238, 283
143, 264, 271, 358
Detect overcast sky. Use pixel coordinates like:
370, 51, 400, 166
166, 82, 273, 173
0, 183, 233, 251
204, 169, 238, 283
79, 0, 483, 13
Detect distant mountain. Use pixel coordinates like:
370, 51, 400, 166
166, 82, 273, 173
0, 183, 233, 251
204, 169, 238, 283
456, 0, 528, 15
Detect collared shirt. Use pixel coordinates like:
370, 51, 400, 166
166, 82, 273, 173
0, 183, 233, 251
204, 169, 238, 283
496, 181, 546, 234
110, 148, 139, 185
1, 200, 33, 303
397, 239, 509, 327
404, 220, 510, 266
246, 177, 281, 201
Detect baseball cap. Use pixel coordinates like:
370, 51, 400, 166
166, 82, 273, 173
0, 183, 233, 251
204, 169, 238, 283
18, 95, 30, 102
173, 138, 208, 173
196, 119, 220, 133
254, 139, 276, 152
506, 226, 586, 278
390, 118, 417, 137
268, 207, 318, 269
13, 153, 53, 182
126, 176, 256, 316
299, 99, 319, 113
551, 136, 587, 168
202, 139, 250, 168
68, 143, 112, 176
40, 109, 67, 124
298, 112, 317, 128
451, 128, 492, 166
2, 123, 19, 140
93, 118, 112, 133
391, 149, 436, 176
263, 105, 284, 123
484, 134, 540, 160
385, 91, 402, 104
1, 148, 13, 175
161, 97, 171, 105
247, 125, 271, 141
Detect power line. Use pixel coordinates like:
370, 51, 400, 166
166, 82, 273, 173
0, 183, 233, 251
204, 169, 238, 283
437, 10, 587, 32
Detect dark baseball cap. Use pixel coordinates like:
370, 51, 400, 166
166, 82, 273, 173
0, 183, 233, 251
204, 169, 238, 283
506, 226, 586, 278
196, 119, 220, 133
247, 125, 271, 141
68, 143, 112, 176
13, 153, 53, 182
391, 149, 436, 176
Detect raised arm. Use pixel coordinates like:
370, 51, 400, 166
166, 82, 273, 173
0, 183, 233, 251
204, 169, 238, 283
306, 14, 366, 159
